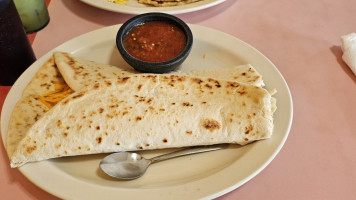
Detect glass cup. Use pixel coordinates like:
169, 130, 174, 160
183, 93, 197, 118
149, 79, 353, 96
0, 0, 36, 85
13, 0, 49, 33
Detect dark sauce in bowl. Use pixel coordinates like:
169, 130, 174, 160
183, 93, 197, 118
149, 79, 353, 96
124, 21, 186, 63
116, 12, 193, 73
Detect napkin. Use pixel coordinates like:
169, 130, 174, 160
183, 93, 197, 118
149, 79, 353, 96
341, 33, 356, 76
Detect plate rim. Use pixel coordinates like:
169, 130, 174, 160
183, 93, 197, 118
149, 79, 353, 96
79, 0, 227, 15
1, 24, 293, 200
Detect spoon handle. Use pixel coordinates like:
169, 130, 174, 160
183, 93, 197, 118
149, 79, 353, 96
150, 144, 229, 164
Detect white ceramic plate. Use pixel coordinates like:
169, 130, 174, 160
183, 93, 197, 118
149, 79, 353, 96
1, 24, 293, 200
80, 0, 226, 14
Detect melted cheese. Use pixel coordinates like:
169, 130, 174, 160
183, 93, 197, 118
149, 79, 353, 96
38, 82, 74, 109
105, 0, 127, 5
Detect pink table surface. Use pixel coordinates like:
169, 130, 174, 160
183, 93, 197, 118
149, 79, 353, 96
1, 0, 356, 199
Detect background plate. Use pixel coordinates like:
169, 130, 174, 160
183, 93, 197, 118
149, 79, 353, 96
80, 0, 226, 14
1, 24, 293, 200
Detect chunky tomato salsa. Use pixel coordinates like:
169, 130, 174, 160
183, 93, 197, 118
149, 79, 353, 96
124, 21, 187, 62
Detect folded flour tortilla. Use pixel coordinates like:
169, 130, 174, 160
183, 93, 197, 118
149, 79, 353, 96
7, 52, 272, 167
5, 57, 68, 158
53, 51, 136, 91
10, 74, 276, 167
6, 52, 131, 159
186, 64, 265, 87
7, 52, 132, 160
53, 51, 264, 90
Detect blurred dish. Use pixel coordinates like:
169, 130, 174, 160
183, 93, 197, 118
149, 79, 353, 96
80, 0, 226, 14
1, 24, 292, 199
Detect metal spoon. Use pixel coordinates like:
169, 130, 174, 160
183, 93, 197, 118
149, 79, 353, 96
99, 144, 229, 180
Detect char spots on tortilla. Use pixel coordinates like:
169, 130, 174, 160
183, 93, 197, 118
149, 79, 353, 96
26, 145, 37, 154
207, 78, 221, 88
192, 78, 203, 85
248, 76, 260, 83
93, 83, 100, 90
161, 75, 187, 87
182, 102, 193, 107
139, 75, 158, 83
97, 72, 107, 79
137, 84, 143, 91
71, 91, 85, 99
61, 99, 70, 105
104, 80, 112, 86
40, 83, 51, 90
205, 84, 212, 89
57, 120, 62, 128
227, 82, 240, 88
64, 53, 84, 77
96, 136, 102, 144
117, 77, 130, 84
201, 119, 221, 132
245, 124, 254, 134
82, 72, 89, 78
238, 91, 247, 96
134, 95, 153, 104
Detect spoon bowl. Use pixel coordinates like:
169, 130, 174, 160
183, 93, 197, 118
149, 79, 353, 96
100, 144, 229, 180
100, 152, 151, 179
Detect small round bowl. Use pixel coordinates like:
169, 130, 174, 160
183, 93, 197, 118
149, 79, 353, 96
116, 12, 193, 73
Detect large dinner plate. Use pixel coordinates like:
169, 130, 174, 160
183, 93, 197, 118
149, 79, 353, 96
1, 24, 293, 199
80, 0, 226, 14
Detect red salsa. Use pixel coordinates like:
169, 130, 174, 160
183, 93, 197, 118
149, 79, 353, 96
124, 21, 187, 62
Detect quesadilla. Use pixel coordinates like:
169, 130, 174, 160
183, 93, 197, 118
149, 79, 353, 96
6, 51, 274, 167
10, 74, 276, 167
